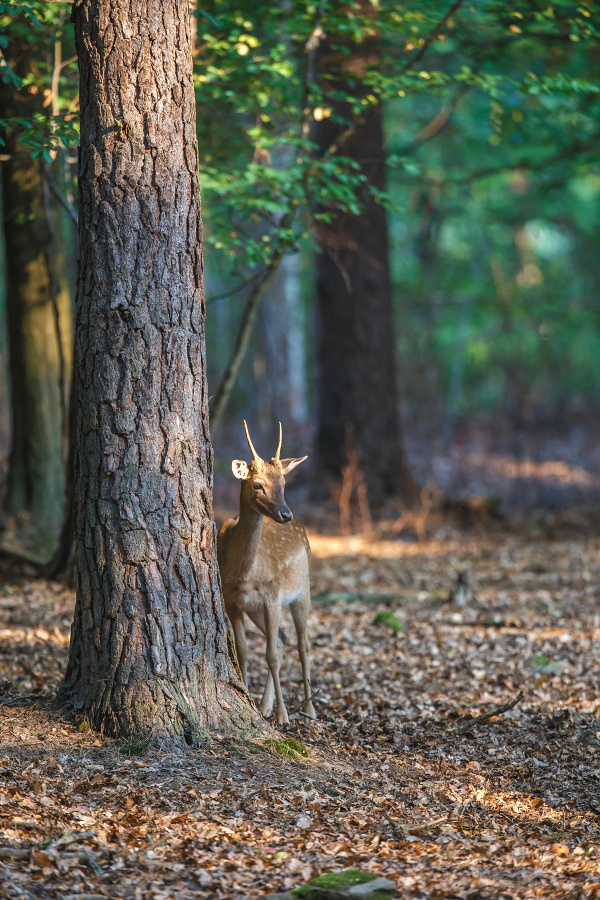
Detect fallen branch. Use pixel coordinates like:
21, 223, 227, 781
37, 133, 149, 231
450, 690, 524, 734
442, 619, 521, 628
382, 810, 447, 835
0, 847, 29, 859
49, 831, 96, 850
0, 543, 49, 568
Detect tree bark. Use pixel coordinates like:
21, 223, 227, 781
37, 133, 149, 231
313, 28, 416, 507
0, 48, 72, 543
58, 0, 262, 745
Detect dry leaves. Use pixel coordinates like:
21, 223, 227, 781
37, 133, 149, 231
1, 517, 600, 898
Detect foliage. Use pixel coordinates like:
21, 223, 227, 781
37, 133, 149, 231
263, 737, 309, 760
373, 610, 404, 634
0, 0, 78, 156
1, 1, 599, 416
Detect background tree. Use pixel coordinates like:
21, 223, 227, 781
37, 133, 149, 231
311, 5, 416, 506
57, 0, 261, 744
1, 1, 600, 547
0, 21, 73, 547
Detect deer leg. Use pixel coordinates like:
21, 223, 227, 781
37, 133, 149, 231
263, 602, 288, 725
291, 591, 316, 719
246, 607, 286, 719
226, 603, 248, 686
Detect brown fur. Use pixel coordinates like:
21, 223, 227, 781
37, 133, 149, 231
217, 428, 315, 725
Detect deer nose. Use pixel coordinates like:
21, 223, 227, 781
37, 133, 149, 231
279, 508, 293, 523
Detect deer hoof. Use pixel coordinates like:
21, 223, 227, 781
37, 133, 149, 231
276, 707, 289, 726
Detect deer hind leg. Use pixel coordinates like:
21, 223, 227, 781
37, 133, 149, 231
226, 603, 248, 686
246, 607, 287, 720
291, 588, 316, 719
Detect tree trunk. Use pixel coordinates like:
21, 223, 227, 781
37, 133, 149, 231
0, 58, 72, 544
259, 252, 308, 432
58, 0, 262, 745
313, 33, 415, 507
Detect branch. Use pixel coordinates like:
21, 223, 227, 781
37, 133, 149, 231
321, 2, 467, 161
0, 543, 48, 568
209, 231, 290, 434
207, 268, 268, 305
418, 138, 599, 188
43, 170, 78, 226
449, 690, 524, 734
400, 0, 467, 75
395, 85, 469, 158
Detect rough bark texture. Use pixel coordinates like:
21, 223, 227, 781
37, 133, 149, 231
314, 32, 416, 507
0, 48, 72, 542
58, 0, 262, 745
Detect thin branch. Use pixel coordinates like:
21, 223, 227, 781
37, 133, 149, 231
420, 139, 599, 188
43, 170, 78, 225
400, 0, 467, 75
395, 85, 469, 158
449, 690, 524, 734
209, 227, 291, 434
0, 543, 49, 568
207, 268, 267, 305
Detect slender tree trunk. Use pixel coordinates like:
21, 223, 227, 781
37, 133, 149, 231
0, 56, 72, 543
58, 0, 262, 745
313, 30, 415, 507
259, 252, 308, 430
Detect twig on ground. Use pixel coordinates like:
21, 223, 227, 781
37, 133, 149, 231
382, 810, 447, 835
442, 619, 520, 628
449, 690, 524, 734
50, 831, 96, 850
0, 848, 30, 859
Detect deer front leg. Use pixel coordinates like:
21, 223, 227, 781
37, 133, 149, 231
226, 603, 248, 686
246, 609, 286, 718
264, 602, 288, 725
292, 592, 316, 719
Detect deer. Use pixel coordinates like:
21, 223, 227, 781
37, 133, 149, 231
217, 421, 315, 726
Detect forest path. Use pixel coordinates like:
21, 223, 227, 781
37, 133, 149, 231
1, 520, 599, 898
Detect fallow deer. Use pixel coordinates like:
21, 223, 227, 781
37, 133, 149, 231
217, 421, 315, 726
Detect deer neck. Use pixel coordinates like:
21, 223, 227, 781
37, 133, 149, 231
233, 493, 265, 571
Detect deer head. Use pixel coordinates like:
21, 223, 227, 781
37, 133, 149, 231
231, 421, 307, 524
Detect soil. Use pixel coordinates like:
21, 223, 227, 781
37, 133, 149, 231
1, 510, 600, 899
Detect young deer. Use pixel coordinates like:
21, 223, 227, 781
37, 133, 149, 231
217, 421, 315, 726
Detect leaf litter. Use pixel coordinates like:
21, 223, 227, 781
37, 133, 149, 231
1, 515, 600, 899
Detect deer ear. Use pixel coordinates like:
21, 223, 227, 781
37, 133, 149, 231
232, 459, 250, 480
280, 456, 308, 476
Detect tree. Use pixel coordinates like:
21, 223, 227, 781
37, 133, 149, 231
58, 0, 261, 745
0, 30, 72, 546
312, 13, 416, 506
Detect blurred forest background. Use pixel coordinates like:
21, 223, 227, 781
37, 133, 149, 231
0, 0, 599, 557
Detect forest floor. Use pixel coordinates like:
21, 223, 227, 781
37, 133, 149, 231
1, 509, 600, 899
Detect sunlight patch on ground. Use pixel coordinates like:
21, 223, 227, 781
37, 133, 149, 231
465, 454, 600, 488
307, 533, 478, 559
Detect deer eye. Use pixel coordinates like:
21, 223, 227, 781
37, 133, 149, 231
253, 482, 264, 492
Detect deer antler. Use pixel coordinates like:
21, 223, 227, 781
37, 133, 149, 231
274, 421, 283, 460
243, 420, 260, 461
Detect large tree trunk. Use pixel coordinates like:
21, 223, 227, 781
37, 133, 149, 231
0, 54, 72, 544
313, 33, 415, 507
58, 0, 262, 745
